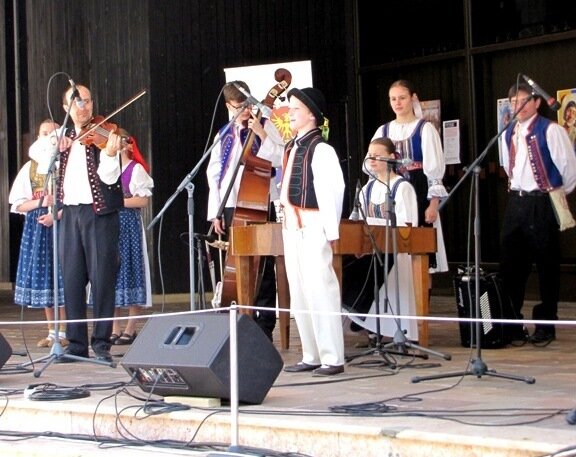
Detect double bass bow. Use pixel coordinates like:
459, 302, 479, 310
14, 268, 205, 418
210, 69, 292, 308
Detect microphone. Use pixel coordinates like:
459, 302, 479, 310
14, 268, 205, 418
350, 180, 361, 221
368, 156, 413, 165
521, 74, 561, 111
68, 79, 85, 109
233, 83, 273, 117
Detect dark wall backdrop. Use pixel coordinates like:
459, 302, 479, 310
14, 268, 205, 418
1, 0, 359, 294
0, 0, 9, 283
357, 0, 576, 271
1, 0, 575, 295
145, 0, 358, 294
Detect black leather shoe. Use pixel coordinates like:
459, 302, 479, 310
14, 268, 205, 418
530, 328, 556, 347
508, 326, 529, 346
54, 350, 89, 363
312, 365, 345, 376
54, 356, 78, 364
283, 362, 321, 373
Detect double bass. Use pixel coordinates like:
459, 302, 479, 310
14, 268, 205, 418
211, 69, 292, 308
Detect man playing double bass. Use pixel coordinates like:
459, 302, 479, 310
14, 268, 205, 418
205, 80, 285, 341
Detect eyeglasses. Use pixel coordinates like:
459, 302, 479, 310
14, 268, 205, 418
510, 96, 533, 105
227, 102, 248, 111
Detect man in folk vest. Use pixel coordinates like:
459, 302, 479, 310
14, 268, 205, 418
500, 81, 576, 346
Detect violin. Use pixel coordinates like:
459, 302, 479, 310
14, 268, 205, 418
73, 89, 147, 149
78, 115, 131, 149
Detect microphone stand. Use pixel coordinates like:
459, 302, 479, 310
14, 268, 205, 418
147, 105, 246, 311
412, 96, 536, 384
20, 90, 116, 375
195, 236, 207, 309
206, 305, 251, 457
346, 180, 407, 367
380, 162, 451, 361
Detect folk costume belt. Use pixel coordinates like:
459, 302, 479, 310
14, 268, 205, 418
509, 189, 547, 197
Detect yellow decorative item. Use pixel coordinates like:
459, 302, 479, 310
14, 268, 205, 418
321, 117, 330, 141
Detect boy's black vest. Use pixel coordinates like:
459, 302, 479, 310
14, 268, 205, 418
283, 128, 324, 208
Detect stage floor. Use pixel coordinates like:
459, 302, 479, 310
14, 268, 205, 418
0, 289, 574, 457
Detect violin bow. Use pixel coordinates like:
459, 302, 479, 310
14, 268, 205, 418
74, 89, 147, 144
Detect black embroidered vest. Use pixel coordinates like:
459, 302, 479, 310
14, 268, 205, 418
284, 128, 324, 208
57, 128, 123, 215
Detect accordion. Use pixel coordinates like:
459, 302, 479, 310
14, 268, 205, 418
454, 268, 516, 349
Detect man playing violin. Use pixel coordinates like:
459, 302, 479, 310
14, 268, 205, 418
28, 83, 124, 363
205, 80, 284, 341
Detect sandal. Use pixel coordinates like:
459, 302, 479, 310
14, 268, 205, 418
37, 334, 69, 348
115, 332, 137, 345
109, 333, 120, 344
58, 337, 70, 347
37, 335, 55, 348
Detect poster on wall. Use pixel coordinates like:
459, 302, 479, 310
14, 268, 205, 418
421, 99, 457, 163
224, 61, 313, 200
224, 60, 313, 144
497, 97, 514, 166
557, 88, 576, 151
442, 120, 460, 165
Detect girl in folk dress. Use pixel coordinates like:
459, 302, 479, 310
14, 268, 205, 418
345, 138, 419, 340
9, 119, 68, 347
372, 79, 448, 274
109, 129, 154, 345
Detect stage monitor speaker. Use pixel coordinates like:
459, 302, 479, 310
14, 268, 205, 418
120, 313, 283, 405
0, 333, 12, 369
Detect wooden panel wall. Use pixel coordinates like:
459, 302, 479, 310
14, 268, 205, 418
146, 0, 356, 293
4, 0, 152, 286
25, 0, 151, 161
356, 0, 576, 266
0, 0, 9, 283
7, 0, 573, 294
2, 0, 356, 294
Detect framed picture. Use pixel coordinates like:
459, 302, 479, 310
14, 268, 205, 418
557, 88, 576, 150
420, 99, 441, 134
497, 98, 513, 166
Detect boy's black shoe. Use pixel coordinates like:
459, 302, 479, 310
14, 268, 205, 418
507, 325, 529, 346
530, 328, 556, 347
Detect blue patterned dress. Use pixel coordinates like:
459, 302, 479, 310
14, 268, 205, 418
9, 160, 64, 308
115, 160, 153, 308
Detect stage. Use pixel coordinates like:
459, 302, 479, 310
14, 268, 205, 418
0, 289, 574, 457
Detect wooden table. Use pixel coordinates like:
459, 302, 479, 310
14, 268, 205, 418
230, 220, 437, 349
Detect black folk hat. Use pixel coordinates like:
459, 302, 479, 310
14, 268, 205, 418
288, 87, 326, 126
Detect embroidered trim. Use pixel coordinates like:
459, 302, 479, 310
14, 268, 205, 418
428, 178, 443, 187
406, 161, 423, 171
